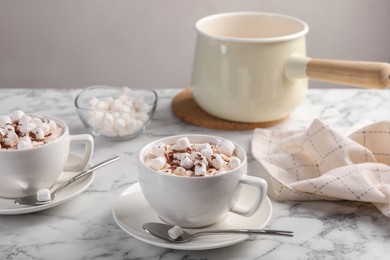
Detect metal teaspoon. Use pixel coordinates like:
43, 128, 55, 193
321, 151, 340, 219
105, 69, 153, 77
142, 222, 294, 243
14, 156, 120, 206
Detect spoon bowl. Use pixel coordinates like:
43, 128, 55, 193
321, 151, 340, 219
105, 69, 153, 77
142, 222, 294, 243
14, 156, 120, 206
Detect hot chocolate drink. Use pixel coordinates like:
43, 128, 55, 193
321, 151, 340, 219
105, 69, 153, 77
0, 110, 64, 150
144, 136, 242, 177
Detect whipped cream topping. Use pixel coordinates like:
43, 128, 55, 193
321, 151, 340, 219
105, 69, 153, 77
0, 111, 64, 150
145, 137, 242, 177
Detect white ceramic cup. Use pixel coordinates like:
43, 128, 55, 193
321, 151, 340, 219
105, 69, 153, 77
191, 12, 390, 123
138, 134, 268, 228
0, 115, 94, 199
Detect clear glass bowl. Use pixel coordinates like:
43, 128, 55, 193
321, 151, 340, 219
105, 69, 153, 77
75, 85, 157, 141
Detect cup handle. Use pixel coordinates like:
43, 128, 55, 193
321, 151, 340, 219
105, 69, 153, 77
230, 175, 268, 217
64, 134, 94, 172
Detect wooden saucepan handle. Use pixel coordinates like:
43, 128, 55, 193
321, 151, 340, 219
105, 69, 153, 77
306, 59, 390, 89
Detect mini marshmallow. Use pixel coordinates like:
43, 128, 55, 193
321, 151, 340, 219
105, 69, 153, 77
10, 110, 24, 123
230, 156, 241, 169
114, 118, 127, 131
195, 143, 211, 151
96, 101, 110, 110
201, 148, 213, 159
112, 99, 123, 111
168, 225, 184, 240
173, 166, 186, 176
4, 131, 18, 145
149, 156, 167, 170
40, 123, 51, 135
185, 170, 194, 176
180, 156, 193, 169
36, 189, 51, 202
176, 137, 191, 150
17, 140, 33, 150
122, 86, 133, 95
18, 114, 32, 126
48, 120, 57, 130
88, 96, 99, 107
4, 124, 15, 132
190, 151, 204, 162
219, 140, 235, 156
194, 163, 207, 176
174, 152, 191, 160
31, 117, 43, 126
18, 123, 35, 134
134, 100, 150, 112
103, 112, 114, 126
31, 128, 45, 140
135, 112, 149, 122
0, 116, 12, 127
152, 142, 166, 157
211, 154, 224, 169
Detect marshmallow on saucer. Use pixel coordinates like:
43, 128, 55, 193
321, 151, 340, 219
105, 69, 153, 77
37, 189, 51, 202
168, 225, 184, 239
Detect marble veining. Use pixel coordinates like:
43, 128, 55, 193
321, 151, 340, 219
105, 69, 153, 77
1, 88, 390, 260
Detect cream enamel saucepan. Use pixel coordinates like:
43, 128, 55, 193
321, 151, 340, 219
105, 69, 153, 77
191, 12, 390, 123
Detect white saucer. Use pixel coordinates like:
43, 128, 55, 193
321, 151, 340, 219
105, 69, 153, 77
112, 183, 273, 250
0, 153, 95, 215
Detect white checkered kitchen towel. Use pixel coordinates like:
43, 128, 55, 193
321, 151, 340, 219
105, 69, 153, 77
252, 119, 390, 216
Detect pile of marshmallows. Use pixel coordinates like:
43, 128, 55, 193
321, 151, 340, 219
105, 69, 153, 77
85, 87, 151, 137
146, 137, 242, 177
0, 110, 62, 150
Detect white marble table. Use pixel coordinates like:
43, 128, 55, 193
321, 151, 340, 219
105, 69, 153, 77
1, 88, 390, 260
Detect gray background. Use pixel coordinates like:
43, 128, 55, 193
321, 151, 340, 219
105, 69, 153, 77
0, 0, 389, 89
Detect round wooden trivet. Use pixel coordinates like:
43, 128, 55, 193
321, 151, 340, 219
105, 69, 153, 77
171, 88, 286, 130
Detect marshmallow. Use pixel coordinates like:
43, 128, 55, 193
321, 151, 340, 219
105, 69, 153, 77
96, 101, 109, 110
0, 116, 12, 127
18, 123, 35, 134
40, 123, 51, 135
134, 100, 150, 112
190, 151, 204, 162
112, 99, 123, 111
152, 142, 166, 157
211, 154, 224, 169
176, 137, 191, 150
194, 163, 207, 176
180, 156, 193, 169
195, 143, 211, 151
201, 148, 213, 159
18, 114, 32, 126
122, 86, 133, 95
4, 124, 15, 132
230, 156, 242, 169
36, 189, 51, 202
174, 152, 191, 160
88, 96, 99, 108
31, 128, 45, 140
135, 112, 149, 122
17, 140, 33, 150
31, 117, 42, 126
185, 170, 194, 176
173, 167, 186, 176
168, 225, 184, 240
4, 131, 18, 146
48, 120, 57, 130
114, 118, 127, 131
10, 110, 24, 123
219, 140, 235, 156
149, 156, 166, 170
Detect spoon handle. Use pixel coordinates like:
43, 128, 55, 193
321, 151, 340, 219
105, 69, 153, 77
193, 229, 294, 238
52, 156, 120, 194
